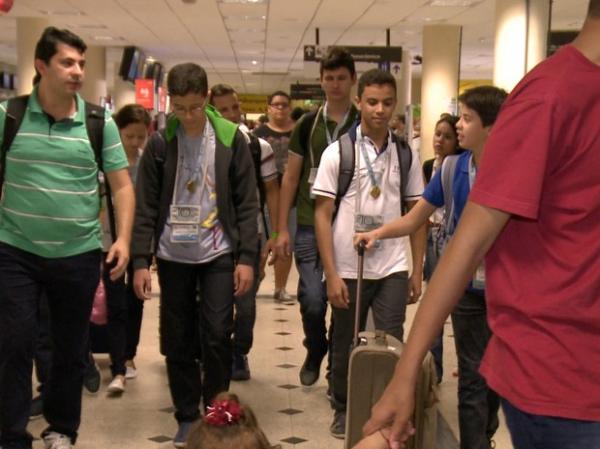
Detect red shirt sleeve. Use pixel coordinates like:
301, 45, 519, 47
470, 96, 558, 220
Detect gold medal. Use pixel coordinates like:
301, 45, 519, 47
370, 185, 381, 199
186, 180, 196, 193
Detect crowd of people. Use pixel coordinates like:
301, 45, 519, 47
0, 1, 599, 448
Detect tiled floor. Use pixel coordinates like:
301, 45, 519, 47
28, 266, 513, 448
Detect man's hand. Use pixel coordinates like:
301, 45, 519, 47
272, 229, 291, 263
234, 264, 254, 297
326, 274, 350, 309
133, 268, 152, 300
105, 238, 130, 281
363, 376, 416, 449
408, 274, 422, 304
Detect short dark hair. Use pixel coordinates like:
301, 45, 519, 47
320, 47, 356, 77
114, 104, 151, 130
589, 0, 600, 17
458, 86, 508, 127
33, 27, 87, 85
357, 69, 397, 98
208, 83, 236, 105
267, 91, 290, 105
167, 63, 208, 97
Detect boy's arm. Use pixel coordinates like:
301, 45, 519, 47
314, 196, 349, 309
406, 200, 427, 303
274, 153, 302, 258
363, 200, 510, 449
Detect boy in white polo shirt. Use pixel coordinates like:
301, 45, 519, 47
312, 69, 426, 438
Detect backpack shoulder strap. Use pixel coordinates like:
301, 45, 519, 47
299, 109, 319, 155
84, 102, 116, 241
1, 95, 30, 198
440, 154, 460, 235
393, 133, 413, 215
334, 133, 355, 221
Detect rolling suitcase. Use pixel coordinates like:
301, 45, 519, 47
345, 243, 438, 449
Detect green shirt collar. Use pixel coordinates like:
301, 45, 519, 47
28, 86, 85, 124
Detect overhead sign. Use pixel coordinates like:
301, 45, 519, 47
290, 83, 324, 100
135, 79, 155, 110
304, 45, 402, 64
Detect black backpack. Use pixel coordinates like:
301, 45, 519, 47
1, 95, 117, 241
335, 127, 413, 220
247, 133, 266, 210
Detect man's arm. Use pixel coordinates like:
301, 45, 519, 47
230, 131, 259, 296
105, 168, 135, 280
406, 200, 427, 303
274, 153, 303, 258
363, 200, 510, 449
314, 196, 349, 309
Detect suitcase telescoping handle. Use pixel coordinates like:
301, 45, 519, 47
353, 241, 366, 347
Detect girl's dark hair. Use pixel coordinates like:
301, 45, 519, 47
435, 114, 463, 155
186, 393, 272, 449
113, 104, 151, 130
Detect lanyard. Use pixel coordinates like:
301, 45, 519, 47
308, 103, 351, 168
173, 129, 211, 204
323, 103, 350, 145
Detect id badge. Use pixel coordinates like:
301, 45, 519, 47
354, 214, 383, 249
472, 261, 486, 290
171, 224, 199, 243
170, 205, 201, 224
308, 167, 318, 185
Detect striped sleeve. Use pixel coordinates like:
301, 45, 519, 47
101, 113, 128, 172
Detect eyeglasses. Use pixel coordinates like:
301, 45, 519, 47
172, 104, 205, 116
269, 102, 290, 109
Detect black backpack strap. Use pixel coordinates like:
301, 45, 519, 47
85, 102, 117, 242
299, 110, 319, 157
248, 133, 266, 207
393, 134, 413, 215
334, 133, 355, 222
1, 95, 29, 197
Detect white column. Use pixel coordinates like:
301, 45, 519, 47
79, 46, 107, 104
420, 25, 462, 162
16, 18, 49, 95
493, 0, 551, 91
396, 49, 412, 114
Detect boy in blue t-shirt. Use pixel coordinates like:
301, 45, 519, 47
355, 86, 507, 449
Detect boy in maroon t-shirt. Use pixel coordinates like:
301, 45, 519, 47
361, 2, 600, 449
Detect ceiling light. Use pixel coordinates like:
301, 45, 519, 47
251, 60, 258, 65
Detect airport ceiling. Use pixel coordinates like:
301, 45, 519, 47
0, 0, 589, 94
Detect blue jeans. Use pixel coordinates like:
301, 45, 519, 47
451, 291, 500, 449
424, 227, 444, 382
0, 242, 101, 448
502, 399, 600, 449
294, 225, 328, 361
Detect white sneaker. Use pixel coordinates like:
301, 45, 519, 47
44, 432, 72, 449
125, 361, 138, 379
107, 375, 126, 395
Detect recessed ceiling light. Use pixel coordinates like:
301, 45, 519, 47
251, 60, 258, 65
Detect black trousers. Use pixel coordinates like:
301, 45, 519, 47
157, 254, 235, 423
0, 242, 101, 448
124, 261, 144, 361
452, 291, 500, 449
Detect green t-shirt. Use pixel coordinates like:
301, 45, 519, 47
289, 104, 359, 226
0, 89, 128, 258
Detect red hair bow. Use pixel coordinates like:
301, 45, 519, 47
204, 399, 243, 426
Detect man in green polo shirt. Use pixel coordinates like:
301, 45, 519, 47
0, 27, 134, 449
273, 47, 358, 388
